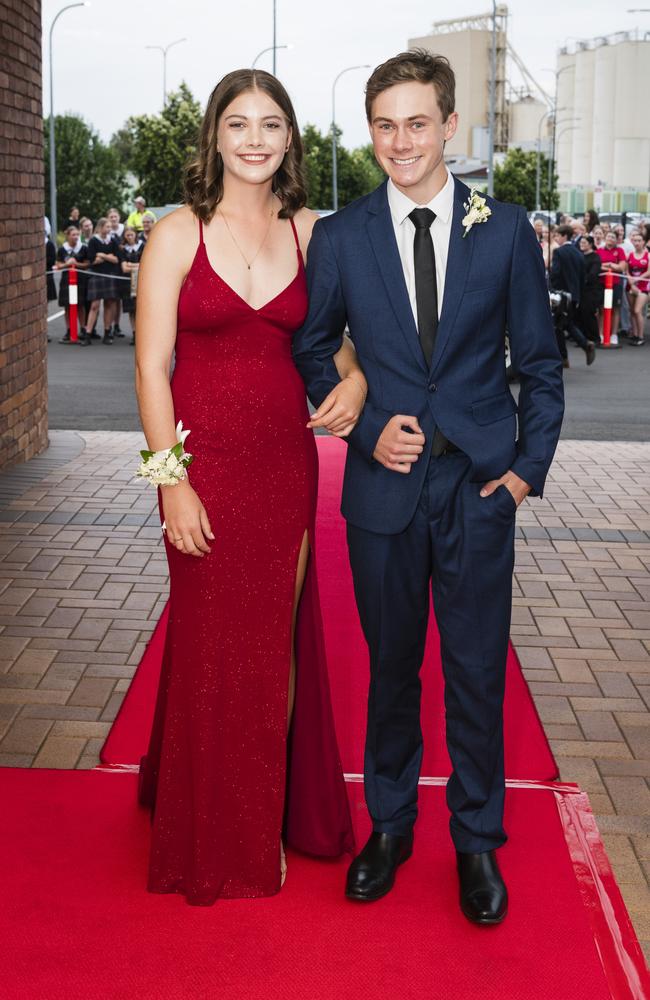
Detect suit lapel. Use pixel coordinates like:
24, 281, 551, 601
431, 177, 475, 374
366, 182, 428, 374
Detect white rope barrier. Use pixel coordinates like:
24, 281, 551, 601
46, 268, 132, 280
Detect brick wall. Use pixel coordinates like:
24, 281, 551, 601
0, 0, 48, 470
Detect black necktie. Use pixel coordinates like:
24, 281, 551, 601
408, 207, 450, 457
409, 207, 438, 368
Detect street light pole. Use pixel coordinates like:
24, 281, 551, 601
331, 65, 370, 212
546, 64, 575, 223
556, 125, 580, 144
535, 110, 550, 211
535, 105, 571, 210
487, 0, 497, 197
146, 38, 187, 109
48, 2, 88, 235
252, 44, 289, 69
273, 0, 277, 75
554, 123, 580, 212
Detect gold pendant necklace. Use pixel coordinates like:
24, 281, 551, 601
218, 197, 276, 270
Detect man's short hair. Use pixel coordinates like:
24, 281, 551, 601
135, 196, 145, 204
365, 49, 455, 123
557, 225, 574, 240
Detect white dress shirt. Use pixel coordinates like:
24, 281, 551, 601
386, 169, 455, 322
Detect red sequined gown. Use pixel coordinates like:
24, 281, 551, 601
139, 216, 354, 904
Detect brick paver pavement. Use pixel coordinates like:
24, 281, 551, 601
0, 432, 649, 958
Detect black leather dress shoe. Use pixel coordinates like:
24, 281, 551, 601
345, 831, 413, 902
457, 849, 508, 925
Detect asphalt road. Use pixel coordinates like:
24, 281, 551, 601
46, 303, 650, 440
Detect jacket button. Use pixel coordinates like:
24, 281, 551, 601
428, 383, 437, 392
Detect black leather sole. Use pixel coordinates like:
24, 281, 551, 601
459, 900, 508, 926
345, 847, 413, 903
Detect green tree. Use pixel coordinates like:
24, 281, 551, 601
301, 123, 329, 208
301, 124, 383, 210
493, 147, 559, 211
350, 144, 385, 196
124, 82, 203, 206
108, 125, 137, 175
44, 114, 128, 232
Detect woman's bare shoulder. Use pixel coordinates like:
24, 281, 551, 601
149, 205, 198, 241
141, 206, 200, 271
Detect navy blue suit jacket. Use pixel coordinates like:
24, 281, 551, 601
293, 177, 564, 534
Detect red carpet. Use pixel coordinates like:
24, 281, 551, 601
0, 768, 645, 999
102, 438, 556, 780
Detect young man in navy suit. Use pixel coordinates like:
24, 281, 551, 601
550, 224, 596, 365
293, 50, 564, 924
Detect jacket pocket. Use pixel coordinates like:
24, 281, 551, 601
470, 391, 517, 425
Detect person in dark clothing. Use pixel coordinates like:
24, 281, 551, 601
82, 217, 121, 346
550, 225, 595, 365
45, 232, 57, 343
578, 235, 602, 346
45, 236, 57, 302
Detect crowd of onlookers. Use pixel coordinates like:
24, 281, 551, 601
532, 210, 650, 367
45, 196, 157, 346
45, 197, 649, 362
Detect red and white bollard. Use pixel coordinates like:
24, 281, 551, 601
600, 271, 620, 349
68, 264, 78, 343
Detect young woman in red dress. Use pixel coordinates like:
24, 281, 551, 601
134, 70, 362, 905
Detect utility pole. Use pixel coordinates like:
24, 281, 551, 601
487, 0, 497, 197
48, 3, 88, 234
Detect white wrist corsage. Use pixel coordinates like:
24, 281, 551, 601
137, 420, 194, 487
462, 189, 492, 238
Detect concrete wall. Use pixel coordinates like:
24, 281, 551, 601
0, 0, 48, 470
556, 36, 650, 189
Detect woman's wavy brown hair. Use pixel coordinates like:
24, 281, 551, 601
184, 69, 306, 222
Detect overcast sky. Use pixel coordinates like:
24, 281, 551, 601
42, 0, 641, 149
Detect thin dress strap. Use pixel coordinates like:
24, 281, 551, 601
198, 216, 204, 245
289, 216, 303, 262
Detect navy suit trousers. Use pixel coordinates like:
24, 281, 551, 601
346, 451, 515, 854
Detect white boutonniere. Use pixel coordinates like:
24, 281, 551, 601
462, 189, 492, 238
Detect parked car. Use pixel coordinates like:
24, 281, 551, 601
527, 210, 556, 226
597, 212, 644, 237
